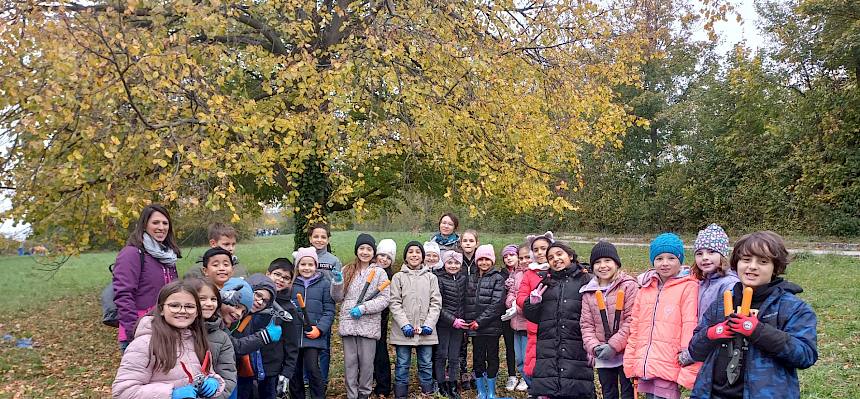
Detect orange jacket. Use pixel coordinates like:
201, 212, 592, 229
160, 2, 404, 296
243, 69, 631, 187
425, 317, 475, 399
623, 269, 701, 389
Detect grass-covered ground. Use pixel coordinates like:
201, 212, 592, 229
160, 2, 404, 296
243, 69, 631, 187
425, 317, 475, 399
0, 232, 857, 398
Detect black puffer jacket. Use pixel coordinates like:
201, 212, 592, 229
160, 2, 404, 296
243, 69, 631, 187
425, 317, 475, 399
523, 266, 595, 398
464, 268, 506, 336
434, 269, 467, 328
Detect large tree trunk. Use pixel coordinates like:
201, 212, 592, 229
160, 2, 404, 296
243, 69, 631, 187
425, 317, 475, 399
293, 155, 332, 250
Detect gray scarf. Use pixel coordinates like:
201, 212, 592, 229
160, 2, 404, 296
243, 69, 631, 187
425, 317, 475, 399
143, 233, 178, 265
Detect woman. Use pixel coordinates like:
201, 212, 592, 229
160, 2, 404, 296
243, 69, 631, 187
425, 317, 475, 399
113, 204, 182, 351
430, 213, 461, 252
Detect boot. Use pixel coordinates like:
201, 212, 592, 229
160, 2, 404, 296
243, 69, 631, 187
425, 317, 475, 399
486, 376, 497, 399
441, 381, 453, 398
475, 374, 488, 399
394, 383, 409, 399
419, 381, 436, 395
449, 381, 461, 399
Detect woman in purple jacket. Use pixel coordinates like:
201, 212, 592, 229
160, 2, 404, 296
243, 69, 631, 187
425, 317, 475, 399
113, 204, 182, 351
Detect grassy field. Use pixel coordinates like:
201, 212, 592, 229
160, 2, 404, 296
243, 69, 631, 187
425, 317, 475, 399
0, 231, 857, 398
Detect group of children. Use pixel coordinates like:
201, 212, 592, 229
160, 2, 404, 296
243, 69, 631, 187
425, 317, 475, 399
112, 218, 818, 399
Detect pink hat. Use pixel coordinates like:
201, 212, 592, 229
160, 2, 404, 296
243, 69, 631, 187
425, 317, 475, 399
293, 247, 318, 265
475, 244, 496, 264
501, 244, 519, 257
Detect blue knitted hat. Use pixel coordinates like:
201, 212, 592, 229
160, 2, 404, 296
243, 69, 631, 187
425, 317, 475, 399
220, 277, 254, 312
650, 233, 685, 265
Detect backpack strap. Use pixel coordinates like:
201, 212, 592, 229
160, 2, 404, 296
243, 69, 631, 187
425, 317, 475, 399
108, 248, 146, 274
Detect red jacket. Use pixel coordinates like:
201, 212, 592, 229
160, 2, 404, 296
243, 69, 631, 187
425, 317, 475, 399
515, 263, 548, 376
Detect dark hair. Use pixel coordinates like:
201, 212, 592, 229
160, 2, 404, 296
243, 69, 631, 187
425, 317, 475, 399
127, 204, 181, 257
184, 277, 223, 321
547, 241, 578, 264
731, 231, 791, 277
439, 213, 459, 231
268, 257, 295, 273
147, 280, 209, 373
208, 222, 237, 241
202, 247, 234, 268
307, 222, 330, 238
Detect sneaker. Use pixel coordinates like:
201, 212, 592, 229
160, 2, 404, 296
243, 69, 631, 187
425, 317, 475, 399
505, 376, 518, 391
516, 378, 528, 391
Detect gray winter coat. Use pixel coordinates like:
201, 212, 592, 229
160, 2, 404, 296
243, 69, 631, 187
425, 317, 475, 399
389, 266, 442, 346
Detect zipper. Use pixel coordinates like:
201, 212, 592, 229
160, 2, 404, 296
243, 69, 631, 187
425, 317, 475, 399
300, 282, 307, 347
642, 278, 664, 378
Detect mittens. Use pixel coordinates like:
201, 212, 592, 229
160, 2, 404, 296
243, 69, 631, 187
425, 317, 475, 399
401, 324, 415, 337
419, 325, 433, 336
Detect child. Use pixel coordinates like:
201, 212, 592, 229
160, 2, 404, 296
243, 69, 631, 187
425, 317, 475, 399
201, 247, 235, 289
689, 231, 818, 399
457, 229, 480, 390
186, 278, 238, 399
390, 241, 443, 398
580, 241, 639, 399
692, 224, 740, 321
373, 238, 397, 398
289, 248, 336, 399
435, 251, 468, 399
331, 233, 391, 399
113, 280, 225, 399
498, 244, 520, 392
184, 223, 246, 279
424, 241, 443, 271
308, 222, 341, 383
504, 244, 532, 392
464, 244, 507, 398
432, 212, 461, 251
265, 258, 302, 398
522, 242, 594, 398
234, 274, 286, 399
623, 233, 701, 399
515, 231, 554, 382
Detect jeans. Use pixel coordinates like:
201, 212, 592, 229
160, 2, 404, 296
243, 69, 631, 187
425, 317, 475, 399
597, 366, 633, 399
513, 331, 530, 385
394, 345, 434, 386
320, 334, 331, 382
472, 335, 500, 378
236, 376, 278, 399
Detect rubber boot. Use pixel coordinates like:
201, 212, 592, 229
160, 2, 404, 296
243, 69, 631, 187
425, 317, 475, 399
476, 374, 488, 399
394, 383, 409, 399
486, 376, 497, 399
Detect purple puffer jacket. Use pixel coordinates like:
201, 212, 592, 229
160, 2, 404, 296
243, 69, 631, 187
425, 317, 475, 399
113, 245, 178, 341
697, 270, 740, 321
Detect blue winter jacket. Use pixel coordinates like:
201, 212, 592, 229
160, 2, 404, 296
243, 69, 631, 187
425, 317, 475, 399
689, 280, 818, 399
291, 273, 335, 349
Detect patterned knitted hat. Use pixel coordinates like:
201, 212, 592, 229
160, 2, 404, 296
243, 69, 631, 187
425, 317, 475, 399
695, 224, 730, 257
501, 244, 519, 258
650, 233, 685, 265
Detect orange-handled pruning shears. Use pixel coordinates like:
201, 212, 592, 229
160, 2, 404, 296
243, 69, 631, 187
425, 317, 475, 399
181, 350, 211, 388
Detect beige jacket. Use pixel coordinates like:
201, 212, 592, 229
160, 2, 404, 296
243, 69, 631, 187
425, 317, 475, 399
389, 265, 442, 346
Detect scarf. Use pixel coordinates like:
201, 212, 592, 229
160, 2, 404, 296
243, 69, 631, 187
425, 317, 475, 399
143, 232, 178, 265
433, 232, 460, 247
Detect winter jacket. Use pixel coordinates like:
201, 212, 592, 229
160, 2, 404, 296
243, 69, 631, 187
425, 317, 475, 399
579, 272, 639, 367
113, 245, 178, 342
316, 249, 343, 282
434, 268, 468, 328
389, 266, 442, 345
291, 273, 336, 349
331, 265, 391, 339
461, 252, 477, 276
697, 270, 740, 320
505, 269, 528, 331
515, 263, 549, 375
259, 289, 302, 380
113, 316, 225, 399
689, 280, 817, 399
205, 316, 237, 399
464, 268, 507, 336
623, 269, 701, 390
522, 266, 594, 398
231, 274, 282, 380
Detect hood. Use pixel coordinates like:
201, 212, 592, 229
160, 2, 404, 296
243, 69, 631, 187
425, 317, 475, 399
637, 268, 694, 288
295, 272, 322, 286
580, 270, 637, 293
205, 314, 224, 333
528, 261, 549, 271
134, 315, 155, 339
776, 279, 803, 295
401, 264, 430, 276
707, 269, 739, 282
246, 273, 277, 308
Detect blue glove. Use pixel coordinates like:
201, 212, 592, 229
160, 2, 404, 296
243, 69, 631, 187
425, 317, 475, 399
260, 319, 282, 344
420, 325, 433, 336
198, 376, 219, 398
171, 385, 197, 399
331, 270, 344, 284
401, 324, 415, 338
350, 306, 364, 319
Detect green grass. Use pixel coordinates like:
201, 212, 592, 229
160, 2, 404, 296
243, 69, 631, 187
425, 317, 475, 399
0, 232, 857, 398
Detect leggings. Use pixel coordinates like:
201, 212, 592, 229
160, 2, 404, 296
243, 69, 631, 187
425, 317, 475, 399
434, 327, 464, 382
472, 335, 501, 378
290, 348, 325, 399
502, 321, 517, 376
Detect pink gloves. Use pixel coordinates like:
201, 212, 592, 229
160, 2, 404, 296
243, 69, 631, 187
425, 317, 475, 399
453, 318, 468, 329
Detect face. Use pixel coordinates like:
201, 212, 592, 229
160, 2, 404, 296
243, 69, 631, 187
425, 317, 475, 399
532, 239, 550, 264
202, 254, 234, 287
503, 253, 518, 268
405, 246, 424, 268
444, 258, 462, 274
220, 303, 246, 325
736, 254, 775, 288
297, 257, 317, 278
161, 291, 197, 329
592, 257, 620, 282
310, 228, 329, 251
376, 254, 392, 268
695, 249, 722, 275
518, 247, 531, 268
252, 290, 272, 313
654, 253, 682, 281
476, 257, 494, 272
461, 233, 477, 254
356, 244, 375, 263
425, 252, 440, 265
211, 236, 237, 254
439, 216, 456, 235
146, 211, 170, 242
198, 285, 219, 320
267, 269, 293, 292
547, 247, 571, 271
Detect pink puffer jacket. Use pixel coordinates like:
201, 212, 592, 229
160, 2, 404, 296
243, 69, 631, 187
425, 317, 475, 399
112, 316, 225, 399
579, 271, 639, 356
623, 270, 701, 389
504, 269, 528, 331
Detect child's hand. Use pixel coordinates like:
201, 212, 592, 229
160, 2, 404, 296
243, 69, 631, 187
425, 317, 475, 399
469, 321, 479, 331
401, 324, 415, 337
726, 313, 759, 337
529, 284, 548, 304
305, 326, 322, 339
350, 306, 364, 319
171, 385, 197, 399
501, 305, 517, 321
677, 349, 695, 366
707, 320, 736, 341
261, 319, 282, 344
331, 270, 344, 284
197, 377, 219, 398
453, 318, 468, 329
419, 325, 433, 336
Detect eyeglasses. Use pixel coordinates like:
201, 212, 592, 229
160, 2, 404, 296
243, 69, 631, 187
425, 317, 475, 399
165, 303, 197, 313
269, 272, 291, 281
